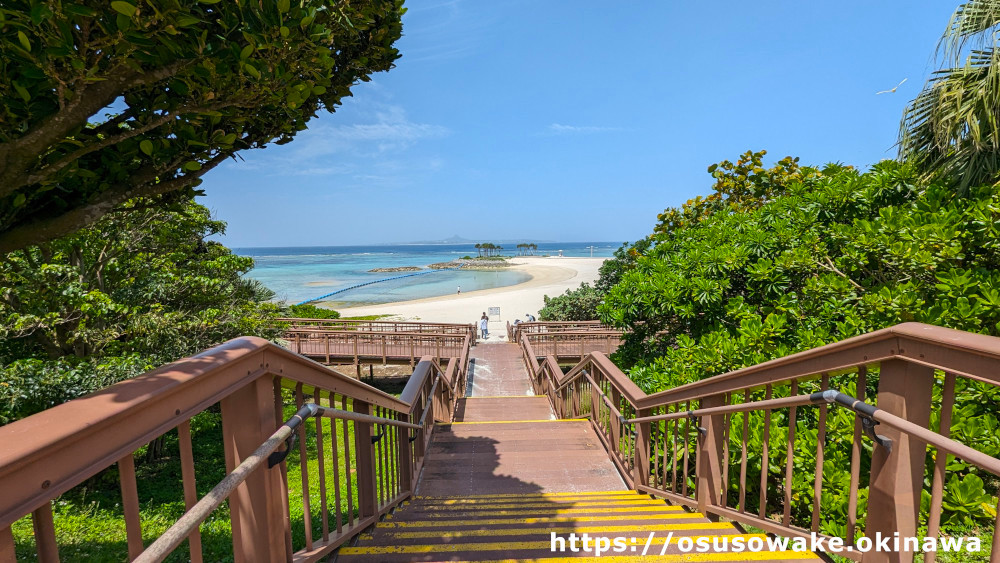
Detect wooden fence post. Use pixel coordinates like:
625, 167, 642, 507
863, 359, 933, 563
220, 376, 287, 562
353, 400, 378, 519
633, 409, 652, 488
696, 394, 726, 516
397, 412, 413, 494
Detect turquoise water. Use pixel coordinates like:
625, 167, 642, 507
236, 242, 620, 306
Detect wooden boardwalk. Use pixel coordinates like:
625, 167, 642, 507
338, 343, 817, 561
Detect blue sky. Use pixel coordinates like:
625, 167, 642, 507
202, 1, 955, 247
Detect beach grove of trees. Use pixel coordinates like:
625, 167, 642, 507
0, 0, 405, 252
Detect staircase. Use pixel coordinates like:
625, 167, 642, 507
337, 490, 817, 561
334, 342, 819, 561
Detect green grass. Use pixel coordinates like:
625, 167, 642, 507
11, 385, 404, 562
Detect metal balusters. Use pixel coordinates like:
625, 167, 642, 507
118, 453, 144, 560
330, 394, 343, 535
782, 380, 798, 527
31, 502, 58, 563
721, 393, 731, 509
177, 421, 204, 563
294, 384, 313, 550
846, 366, 867, 543
924, 371, 956, 563
315, 390, 329, 542
274, 378, 294, 560
759, 384, 773, 519
682, 400, 691, 498
739, 388, 750, 513
341, 396, 354, 526
812, 374, 829, 534
671, 404, 679, 494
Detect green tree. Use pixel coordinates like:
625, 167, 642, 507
900, 0, 1000, 191
539, 283, 603, 321
601, 153, 1000, 531
0, 198, 281, 423
0, 0, 405, 252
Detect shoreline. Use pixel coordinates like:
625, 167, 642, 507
331, 256, 605, 326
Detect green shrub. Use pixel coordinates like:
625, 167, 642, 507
286, 303, 341, 319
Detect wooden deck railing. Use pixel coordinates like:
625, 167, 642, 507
519, 323, 1000, 562
506, 320, 613, 342
0, 338, 464, 562
518, 329, 624, 361
279, 318, 475, 340
285, 328, 473, 369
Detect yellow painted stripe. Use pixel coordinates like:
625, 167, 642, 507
340, 534, 766, 554
416, 490, 634, 499
469, 553, 818, 562
399, 506, 687, 518
439, 418, 586, 425
413, 500, 671, 510
359, 522, 738, 541
379, 513, 707, 527
463, 395, 545, 399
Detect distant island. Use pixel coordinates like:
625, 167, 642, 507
380, 235, 557, 245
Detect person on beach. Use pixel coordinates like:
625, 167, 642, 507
457, 286, 461, 295
525, 313, 536, 322
479, 313, 489, 339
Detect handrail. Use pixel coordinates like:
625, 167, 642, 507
0, 334, 467, 562
134, 403, 420, 563
516, 322, 1000, 560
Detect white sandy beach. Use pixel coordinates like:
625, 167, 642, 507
332, 256, 605, 329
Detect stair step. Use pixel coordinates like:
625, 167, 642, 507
414, 490, 637, 500
338, 537, 819, 562
403, 499, 667, 510
387, 506, 687, 522
358, 523, 743, 542
377, 512, 711, 528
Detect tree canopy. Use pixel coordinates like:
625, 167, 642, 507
900, 0, 1000, 191
0, 0, 404, 252
0, 198, 281, 423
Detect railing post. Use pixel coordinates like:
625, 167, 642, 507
397, 412, 413, 494
633, 409, 651, 488
696, 394, 726, 516
353, 400, 378, 519
220, 375, 287, 562
863, 359, 933, 563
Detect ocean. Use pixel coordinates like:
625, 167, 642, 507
235, 242, 621, 307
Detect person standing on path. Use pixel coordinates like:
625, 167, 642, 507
480, 312, 489, 339
457, 286, 461, 295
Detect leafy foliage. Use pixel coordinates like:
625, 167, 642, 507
0, 0, 405, 251
286, 303, 341, 319
0, 199, 281, 423
601, 153, 1000, 532
900, 0, 1000, 191
539, 283, 603, 321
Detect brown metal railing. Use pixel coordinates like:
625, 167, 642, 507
519, 323, 1000, 562
0, 338, 463, 562
285, 329, 472, 370
519, 330, 624, 361
506, 320, 613, 342
280, 318, 475, 339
